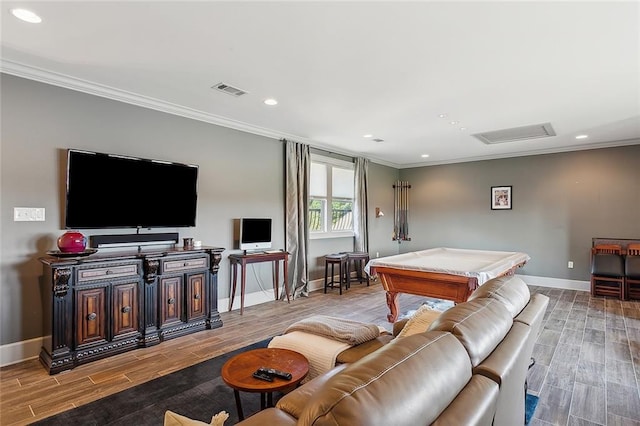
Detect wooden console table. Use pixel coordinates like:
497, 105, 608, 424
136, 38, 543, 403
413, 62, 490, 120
228, 251, 290, 314
38, 246, 224, 374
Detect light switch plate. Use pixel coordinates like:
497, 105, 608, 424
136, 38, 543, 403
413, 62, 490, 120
14, 207, 45, 221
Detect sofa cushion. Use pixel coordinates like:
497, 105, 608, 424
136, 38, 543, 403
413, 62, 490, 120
514, 293, 548, 329
432, 374, 499, 426
233, 408, 296, 426
428, 298, 513, 367
298, 331, 473, 426
392, 318, 409, 336
275, 363, 348, 419
468, 275, 530, 318
335, 334, 394, 364
396, 304, 443, 338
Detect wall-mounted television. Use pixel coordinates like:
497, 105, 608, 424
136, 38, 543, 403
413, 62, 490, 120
64, 149, 198, 229
234, 218, 272, 251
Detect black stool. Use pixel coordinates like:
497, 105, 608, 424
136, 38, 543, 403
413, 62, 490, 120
324, 253, 348, 295
346, 251, 370, 288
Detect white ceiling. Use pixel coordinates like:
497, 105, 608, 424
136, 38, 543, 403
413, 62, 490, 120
2, 1, 639, 168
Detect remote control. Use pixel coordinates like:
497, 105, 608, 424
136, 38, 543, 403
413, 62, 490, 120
252, 371, 274, 382
257, 367, 292, 380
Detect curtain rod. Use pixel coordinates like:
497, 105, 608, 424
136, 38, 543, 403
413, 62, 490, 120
281, 138, 355, 162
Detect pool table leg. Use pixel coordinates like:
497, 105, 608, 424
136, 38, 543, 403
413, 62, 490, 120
386, 291, 399, 322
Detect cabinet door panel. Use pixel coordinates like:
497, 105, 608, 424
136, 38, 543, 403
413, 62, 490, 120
76, 287, 107, 347
113, 281, 138, 337
160, 276, 183, 326
186, 273, 206, 320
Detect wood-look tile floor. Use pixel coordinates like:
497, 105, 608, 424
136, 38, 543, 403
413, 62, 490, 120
527, 286, 640, 426
1, 283, 639, 425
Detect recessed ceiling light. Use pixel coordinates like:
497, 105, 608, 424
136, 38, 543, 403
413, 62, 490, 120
363, 134, 373, 138
450, 120, 459, 125
421, 154, 430, 158
11, 8, 42, 23
438, 114, 447, 119
264, 98, 278, 106
575, 134, 589, 139
460, 127, 467, 131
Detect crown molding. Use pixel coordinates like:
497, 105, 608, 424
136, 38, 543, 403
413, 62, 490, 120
1, 60, 339, 148
1, 59, 395, 166
398, 138, 640, 169
3, 59, 634, 171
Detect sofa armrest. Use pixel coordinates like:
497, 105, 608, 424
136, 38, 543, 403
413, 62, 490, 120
473, 322, 530, 426
275, 363, 348, 419
473, 322, 529, 384
235, 408, 296, 425
432, 374, 499, 426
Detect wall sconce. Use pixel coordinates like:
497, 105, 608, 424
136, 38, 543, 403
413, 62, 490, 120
375, 207, 384, 218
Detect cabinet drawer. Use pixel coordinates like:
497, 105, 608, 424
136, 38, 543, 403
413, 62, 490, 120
163, 257, 207, 273
77, 264, 140, 283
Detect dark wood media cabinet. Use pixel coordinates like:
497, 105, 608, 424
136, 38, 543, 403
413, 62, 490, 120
39, 246, 224, 374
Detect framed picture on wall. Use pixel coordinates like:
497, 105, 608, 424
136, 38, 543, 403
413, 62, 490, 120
491, 186, 512, 210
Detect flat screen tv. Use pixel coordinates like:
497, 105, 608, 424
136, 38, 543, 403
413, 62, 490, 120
64, 149, 198, 229
235, 218, 272, 250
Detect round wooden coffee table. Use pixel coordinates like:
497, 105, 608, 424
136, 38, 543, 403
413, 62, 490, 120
221, 347, 309, 420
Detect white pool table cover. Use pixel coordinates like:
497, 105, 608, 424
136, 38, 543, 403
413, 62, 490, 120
365, 247, 530, 285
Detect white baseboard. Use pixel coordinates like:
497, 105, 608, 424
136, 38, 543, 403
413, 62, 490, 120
218, 277, 327, 313
0, 274, 588, 367
218, 287, 281, 313
0, 337, 42, 367
518, 274, 590, 292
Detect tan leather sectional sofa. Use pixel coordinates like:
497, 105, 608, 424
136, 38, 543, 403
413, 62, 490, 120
236, 275, 549, 426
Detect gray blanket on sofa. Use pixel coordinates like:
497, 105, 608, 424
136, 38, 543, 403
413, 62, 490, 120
285, 315, 381, 345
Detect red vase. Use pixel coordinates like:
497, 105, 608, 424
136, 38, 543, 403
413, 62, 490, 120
57, 231, 87, 253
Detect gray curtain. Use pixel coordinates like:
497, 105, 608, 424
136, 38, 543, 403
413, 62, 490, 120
284, 139, 310, 298
353, 157, 369, 253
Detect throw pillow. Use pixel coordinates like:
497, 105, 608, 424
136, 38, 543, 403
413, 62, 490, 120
164, 410, 229, 426
396, 304, 442, 338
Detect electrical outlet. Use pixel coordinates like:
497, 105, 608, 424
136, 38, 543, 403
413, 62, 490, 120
14, 207, 45, 221
376, 252, 380, 258
568, 261, 574, 269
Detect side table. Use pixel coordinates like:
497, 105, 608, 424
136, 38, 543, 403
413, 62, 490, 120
221, 347, 309, 420
228, 251, 290, 314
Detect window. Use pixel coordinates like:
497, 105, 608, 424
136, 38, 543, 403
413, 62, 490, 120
309, 154, 354, 237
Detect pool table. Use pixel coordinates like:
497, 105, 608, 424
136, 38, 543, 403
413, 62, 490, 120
365, 248, 530, 322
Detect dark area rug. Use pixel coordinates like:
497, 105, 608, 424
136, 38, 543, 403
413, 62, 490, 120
34, 338, 273, 426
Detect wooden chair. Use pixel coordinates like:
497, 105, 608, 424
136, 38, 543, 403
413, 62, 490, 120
591, 244, 622, 255
625, 243, 640, 300
345, 251, 371, 288
590, 244, 625, 299
324, 253, 348, 295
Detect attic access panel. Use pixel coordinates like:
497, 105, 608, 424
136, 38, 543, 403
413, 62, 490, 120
473, 123, 556, 144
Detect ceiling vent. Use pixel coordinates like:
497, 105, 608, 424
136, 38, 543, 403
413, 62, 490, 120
212, 82, 248, 97
473, 122, 556, 144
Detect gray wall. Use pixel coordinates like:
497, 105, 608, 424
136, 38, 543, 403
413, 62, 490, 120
367, 162, 401, 259
399, 147, 640, 280
1, 75, 289, 345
